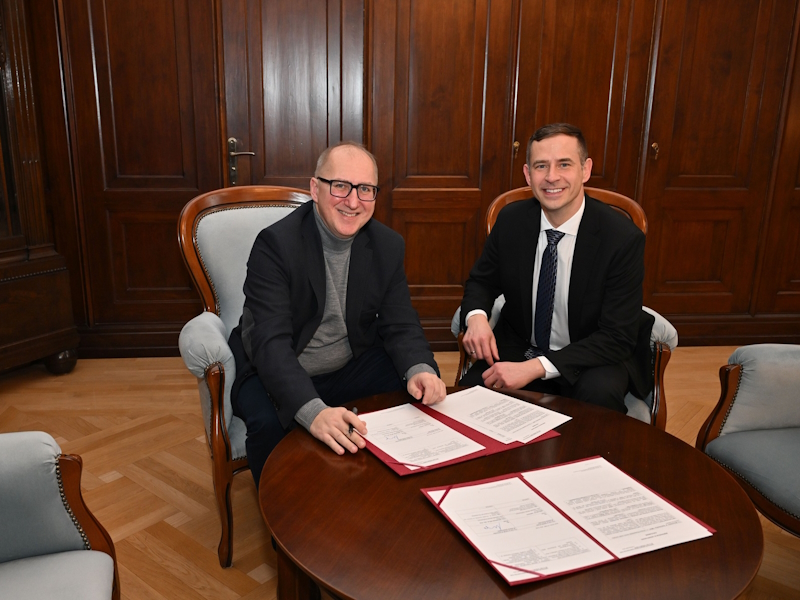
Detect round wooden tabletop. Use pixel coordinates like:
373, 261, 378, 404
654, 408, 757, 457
260, 390, 763, 599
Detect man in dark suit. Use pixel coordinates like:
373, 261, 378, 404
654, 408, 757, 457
459, 123, 649, 413
229, 142, 446, 485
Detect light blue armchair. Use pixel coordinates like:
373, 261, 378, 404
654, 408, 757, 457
0, 431, 119, 600
696, 344, 800, 536
177, 185, 311, 567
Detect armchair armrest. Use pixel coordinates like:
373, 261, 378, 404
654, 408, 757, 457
179, 312, 237, 437
643, 306, 678, 350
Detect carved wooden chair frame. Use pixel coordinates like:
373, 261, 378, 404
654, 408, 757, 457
178, 186, 311, 567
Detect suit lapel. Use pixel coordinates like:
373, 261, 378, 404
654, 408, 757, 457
569, 198, 601, 336
346, 224, 373, 330
301, 205, 326, 336
520, 202, 541, 339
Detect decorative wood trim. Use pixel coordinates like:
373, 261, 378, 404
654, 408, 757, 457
59, 453, 120, 600
695, 363, 741, 450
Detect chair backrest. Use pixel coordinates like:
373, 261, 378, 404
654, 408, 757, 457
718, 344, 800, 436
0, 431, 87, 563
178, 186, 311, 336
484, 186, 647, 236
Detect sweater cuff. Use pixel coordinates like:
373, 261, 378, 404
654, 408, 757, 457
295, 398, 328, 431
404, 363, 437, 381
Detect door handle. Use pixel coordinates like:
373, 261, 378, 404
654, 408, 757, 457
227, 137, 255, 185
650, 142, 660, 161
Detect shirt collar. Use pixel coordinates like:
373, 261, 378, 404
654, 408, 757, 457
540, 195, 585, 236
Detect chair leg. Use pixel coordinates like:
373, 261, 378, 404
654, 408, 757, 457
213, 460, 235, 568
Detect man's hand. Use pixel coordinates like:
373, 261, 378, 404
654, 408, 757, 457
482, 358, 545, 391
462, 313, 499, 366
407, 371, 447, 405
309, 407, 367, 455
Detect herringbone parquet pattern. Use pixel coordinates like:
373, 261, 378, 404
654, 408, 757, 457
0, 349, 798, 598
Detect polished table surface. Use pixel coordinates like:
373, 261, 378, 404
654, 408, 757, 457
260, 389, 763, 599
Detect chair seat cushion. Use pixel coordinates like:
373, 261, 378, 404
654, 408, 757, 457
0, 549, 114, 600
705, 428, 800, 519
624, 393, 652, 424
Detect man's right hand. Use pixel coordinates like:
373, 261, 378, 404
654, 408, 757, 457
309, 407, 367, 455
462, 313, 500, 366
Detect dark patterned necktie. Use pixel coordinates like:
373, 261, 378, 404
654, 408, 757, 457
526, 229, 566, 359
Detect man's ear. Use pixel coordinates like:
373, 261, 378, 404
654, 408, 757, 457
523, 163, 532, 187
310, 177, 320, 202
581, 158, 593, 183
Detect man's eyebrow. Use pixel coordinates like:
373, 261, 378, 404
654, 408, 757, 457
532, 157, 575, 165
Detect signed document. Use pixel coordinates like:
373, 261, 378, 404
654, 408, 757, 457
359, 404, 484, 470
424, 457, 713, 585
425, 476, 614, 583
523, 457, 713, 558
432, 387, 571, 444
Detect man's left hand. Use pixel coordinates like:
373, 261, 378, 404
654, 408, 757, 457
482, 359, 545, 390
407, 372, 447, 405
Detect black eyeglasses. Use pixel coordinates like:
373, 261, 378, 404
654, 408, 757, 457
316, 177, 379, 202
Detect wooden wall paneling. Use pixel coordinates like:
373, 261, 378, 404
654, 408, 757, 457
59, 0, 222, 355
222, 0, 364, 189
509, 0, 657, 197
368, 0, 516, 349
640, 0, 798, 343
0, 0, 78, 373
754, 9, 800, 317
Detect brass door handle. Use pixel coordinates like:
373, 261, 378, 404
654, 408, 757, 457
513, 140, 520, 159
651, 142, 660, 160
227, 137, 255, 185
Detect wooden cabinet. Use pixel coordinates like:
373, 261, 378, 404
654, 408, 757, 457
0, 0, 78, 373
27, 0, 800, 356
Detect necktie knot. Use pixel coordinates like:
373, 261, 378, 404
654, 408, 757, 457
546, 229, 565, 246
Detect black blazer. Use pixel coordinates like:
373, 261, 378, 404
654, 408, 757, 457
229, 201, 437, 428
460, 195, 653, 397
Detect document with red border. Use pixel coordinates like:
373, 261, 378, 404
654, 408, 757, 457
422, 457, 714, 585
359, 402, 560, 476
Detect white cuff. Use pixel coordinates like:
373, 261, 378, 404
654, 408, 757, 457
537, 356, 560, 380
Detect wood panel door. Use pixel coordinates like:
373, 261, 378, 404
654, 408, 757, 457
61, 0, 222, 353
640, 0, 796, 342
368, 0, 518, 349
221, 0, 364, 188
509, 0, 656, 197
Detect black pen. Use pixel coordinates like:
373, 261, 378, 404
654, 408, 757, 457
347, 407, 359, 435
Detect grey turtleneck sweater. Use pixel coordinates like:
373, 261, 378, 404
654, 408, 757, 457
294, 206, 436, 430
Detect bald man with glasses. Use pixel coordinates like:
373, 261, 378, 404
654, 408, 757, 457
228, 142, 446, 485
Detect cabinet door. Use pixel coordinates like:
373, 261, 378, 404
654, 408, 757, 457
61, 0, 222, 351
641, 0, 795, 324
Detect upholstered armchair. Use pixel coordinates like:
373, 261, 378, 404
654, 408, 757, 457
696, 344, 800, 536
451, 186, 678, 429
0, 431, 119, 600
177, 186, 311, 567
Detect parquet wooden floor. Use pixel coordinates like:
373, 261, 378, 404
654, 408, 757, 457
1, 347, 798, 599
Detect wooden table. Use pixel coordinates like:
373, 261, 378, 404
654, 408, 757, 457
260, 390, 763, 599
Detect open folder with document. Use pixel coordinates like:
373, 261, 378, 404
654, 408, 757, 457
359, 388, 571, 475
422, 456, 714, 586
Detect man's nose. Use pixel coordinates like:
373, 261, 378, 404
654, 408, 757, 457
343, 189, 360, 206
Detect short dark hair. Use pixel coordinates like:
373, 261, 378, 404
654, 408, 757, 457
526, 123, 589, 165
315, 141, 378, 181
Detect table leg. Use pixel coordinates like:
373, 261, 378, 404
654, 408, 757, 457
277, 545, 320, 600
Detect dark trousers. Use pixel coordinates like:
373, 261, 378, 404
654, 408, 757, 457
458, 322, 629, 414
232, 346, 404, 487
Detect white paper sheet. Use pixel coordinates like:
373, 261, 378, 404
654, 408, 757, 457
359, 404, 484, 469
433, 387, 572, 444
523, 457, 712, 558
434, 476, 614, 583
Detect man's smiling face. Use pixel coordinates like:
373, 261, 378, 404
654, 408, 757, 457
523, 134, 592, 227
310, 146, 377, 239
